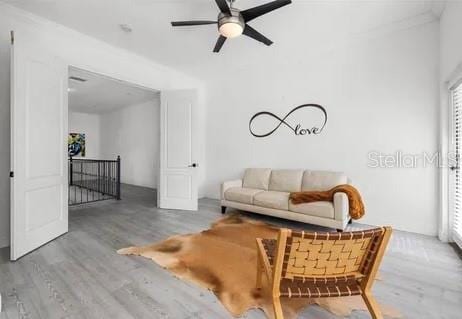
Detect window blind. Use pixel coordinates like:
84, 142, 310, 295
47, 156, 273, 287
453, 81, 462, 248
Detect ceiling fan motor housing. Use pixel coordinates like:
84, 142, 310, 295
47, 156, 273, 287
218, 8, 245, 33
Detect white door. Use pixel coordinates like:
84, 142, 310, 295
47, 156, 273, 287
10, 31, 68, 260
159, 90, 198, 211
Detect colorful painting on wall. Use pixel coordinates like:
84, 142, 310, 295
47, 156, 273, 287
68, 133, 86, 157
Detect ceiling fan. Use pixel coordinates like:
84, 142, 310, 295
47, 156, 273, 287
171, 0, 292, 53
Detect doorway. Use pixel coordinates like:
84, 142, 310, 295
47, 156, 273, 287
67, 67, 160, 206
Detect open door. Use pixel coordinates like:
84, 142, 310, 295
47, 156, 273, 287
159, 90, 198, 211
10, 31, 68, 260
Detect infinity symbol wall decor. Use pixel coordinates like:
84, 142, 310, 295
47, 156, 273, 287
248, 104, 328, 138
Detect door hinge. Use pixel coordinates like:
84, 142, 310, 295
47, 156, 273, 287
9, 171, 14, 178
10, 31, 14, 45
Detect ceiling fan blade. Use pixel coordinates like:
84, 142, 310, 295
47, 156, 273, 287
243, 25, 273, 46
241, 0, 292, 22
213, 35, 227, 53
171, 20, 217, 26
215, 0, 230, 14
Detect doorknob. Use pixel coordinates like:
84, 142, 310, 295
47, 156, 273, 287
188, 163, 198, 168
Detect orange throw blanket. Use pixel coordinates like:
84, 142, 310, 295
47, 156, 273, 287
289, 184, 365, 220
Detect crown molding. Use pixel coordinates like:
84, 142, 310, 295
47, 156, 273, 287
352, 11, 437, 42
430, 0, 447, 19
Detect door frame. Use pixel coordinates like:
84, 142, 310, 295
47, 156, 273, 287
442, 62, 462, 243
67, 65, 163, 200
65, 68, 200, 211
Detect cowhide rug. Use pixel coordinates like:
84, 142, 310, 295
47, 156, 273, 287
118, 214, 401, 319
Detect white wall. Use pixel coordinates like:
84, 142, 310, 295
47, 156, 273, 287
100, 99, 160, 189
440, 1, 462, 82
68, 112, 101, 159
204, 21, 440, 236
69, 99, 160, 189
0, 4, 205, 248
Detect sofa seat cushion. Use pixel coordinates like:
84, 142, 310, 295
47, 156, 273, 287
224, 187, 264, 205
289, 201, 335, 219
254, 191, 290, 210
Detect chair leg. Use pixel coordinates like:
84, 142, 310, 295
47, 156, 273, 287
272, 295, 284, 319
361, 292, 383, 319
256, 253, 262, 288
256, 268, 262, 289
221, 206, 226, 214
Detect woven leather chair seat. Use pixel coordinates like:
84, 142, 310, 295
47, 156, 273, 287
262, 239, 277, 265
261, 239, 362, 298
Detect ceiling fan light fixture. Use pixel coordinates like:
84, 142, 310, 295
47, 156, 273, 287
217, 9, 245, 38
219, 22, 243, 38
171, 0, 293, 52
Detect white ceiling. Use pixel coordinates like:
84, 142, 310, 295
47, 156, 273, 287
3, 0, 445, 79
68, 68, 158, 114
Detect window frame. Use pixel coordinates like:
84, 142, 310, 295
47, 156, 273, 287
441, 63, 462, 244
450, 79, 462, 247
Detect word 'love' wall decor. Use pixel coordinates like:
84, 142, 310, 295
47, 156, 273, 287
249, 104, 328, 138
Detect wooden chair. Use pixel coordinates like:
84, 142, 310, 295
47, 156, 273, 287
256, 226, 392, 319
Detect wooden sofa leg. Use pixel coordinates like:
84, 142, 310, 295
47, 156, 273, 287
221, 206, 226, 214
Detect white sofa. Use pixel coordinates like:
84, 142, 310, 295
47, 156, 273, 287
221, 168, 351, 230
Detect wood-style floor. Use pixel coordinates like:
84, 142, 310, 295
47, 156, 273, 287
0, 184, 461, 319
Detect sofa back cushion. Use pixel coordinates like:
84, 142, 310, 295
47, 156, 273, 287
243, 168, 272, 190
269, 169, 304, 192
301, 170, 347, 191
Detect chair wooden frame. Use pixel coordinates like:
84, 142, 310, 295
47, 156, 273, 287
256, 227, 392, 319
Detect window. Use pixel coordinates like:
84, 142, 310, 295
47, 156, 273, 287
452, 81, 462, 248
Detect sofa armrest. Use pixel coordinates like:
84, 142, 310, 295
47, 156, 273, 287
334, 192, 349, 222
221, 179, 243, 200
